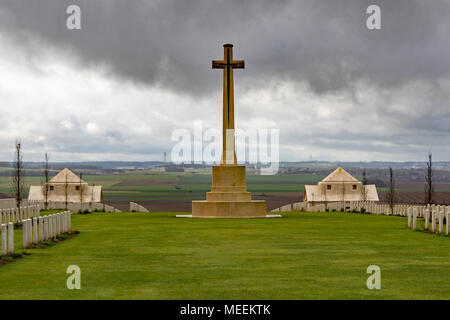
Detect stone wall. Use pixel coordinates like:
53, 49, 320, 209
34, 200, 120, 213
129, 202, 149, 212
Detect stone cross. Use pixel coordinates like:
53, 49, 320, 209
212, 44, 245, 165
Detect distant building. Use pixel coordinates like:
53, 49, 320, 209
303, 167, 378, 206
28, 168, 103, 203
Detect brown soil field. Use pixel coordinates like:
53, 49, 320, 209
109, 192, 301, 212
109, 191, 450, 212
395, 181, 450, 191
378, 191, 450, 205
113, 180, 177, 186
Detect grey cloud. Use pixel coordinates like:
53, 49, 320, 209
1, 0, 450, 162
1, 0, 449, 95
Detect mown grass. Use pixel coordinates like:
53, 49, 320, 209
0, 211, 448, 300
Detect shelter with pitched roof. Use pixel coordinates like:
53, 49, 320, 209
28, 168, 103, 203
303, 167, 378, 206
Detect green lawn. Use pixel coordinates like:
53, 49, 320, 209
0, 212, 448, 299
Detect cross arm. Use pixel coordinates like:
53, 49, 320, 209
212, 60, 245, 69
231, 60, 245, 69
212, 60, 226, 69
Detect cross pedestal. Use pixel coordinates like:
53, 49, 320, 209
192, 165, 267, 218
190, 44, 268, 218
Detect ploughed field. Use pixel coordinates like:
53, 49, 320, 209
87, 172, 316, 212
0, 211, 448, 299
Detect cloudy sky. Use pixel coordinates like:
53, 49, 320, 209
0, 0, 449, 163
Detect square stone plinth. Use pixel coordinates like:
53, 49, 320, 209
191, 165, 268, 218
192, 200, 267, 218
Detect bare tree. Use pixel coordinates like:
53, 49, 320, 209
361, 168, 367, 201
425, 151, 434, 205
90, 183, 95, 211
65, 170, 69, 209
386, 167, 396, 215
11, 139, 25, 210
43, 153, 50, 210
79, 172, 83, 203
341, 182, 346, 211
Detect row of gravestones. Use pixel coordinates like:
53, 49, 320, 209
0, 199, 41, 210
305, 201, 430, 216
1, 211, 72, 257
0, 206, 40, 224
407, 206, 450, 235
272, 201, 449, 236
274, 201, 442, 217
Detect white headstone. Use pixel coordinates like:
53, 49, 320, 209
446, 208, 449, 236
44, 215, 49, 240
413, 207, 418, 230
33, 217, 38, 244
62, 212, 67, 233
56, 214, 60, 236
407, 207, 412, 228
431, 209, 436, 233
438, 208, 444, 234
53, 214, 57, 238
48, 215, 53, 239
1, 224, 7, 257
22, 219, 28, 248
38, 216, 44, 242
7, 222, 14, 254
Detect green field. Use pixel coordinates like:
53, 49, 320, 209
0, 172, 314, 205
0, 211, 448, 299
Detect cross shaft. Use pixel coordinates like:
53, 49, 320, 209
212, 44, 245, 165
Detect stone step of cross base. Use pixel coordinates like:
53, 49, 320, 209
206, 192, 252, 202
192, 200, 266, 218
210, 186, 247, 193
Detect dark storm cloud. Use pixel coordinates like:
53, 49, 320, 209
1, 0, 449, 95
1, 0, 450, 162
